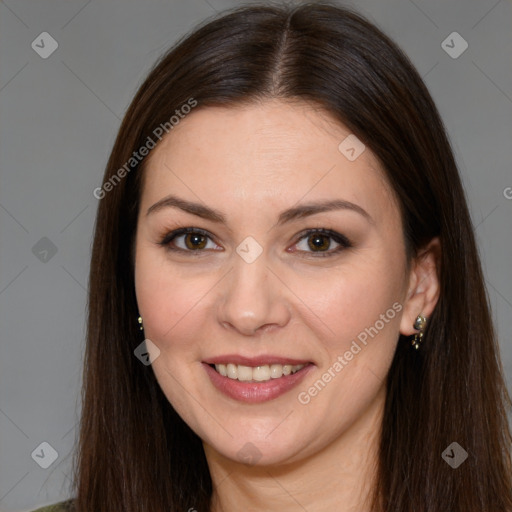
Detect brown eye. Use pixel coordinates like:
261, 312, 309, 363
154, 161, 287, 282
293, 229, 351, 257
160, 228, 219, 253
184, 232, 207, 250
307, 233, 331, 252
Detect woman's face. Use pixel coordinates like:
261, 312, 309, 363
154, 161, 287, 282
134, 100, 412, 466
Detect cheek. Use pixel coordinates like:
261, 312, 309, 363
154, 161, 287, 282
293, 262, 403, 433
134, 245, 211, 353
301, 254, 405, 355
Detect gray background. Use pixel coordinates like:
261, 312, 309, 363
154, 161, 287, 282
0, 0, 511, 510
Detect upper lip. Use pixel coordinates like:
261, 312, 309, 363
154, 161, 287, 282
203, 354, 312, 366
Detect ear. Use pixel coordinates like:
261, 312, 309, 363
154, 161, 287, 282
399, 237, 441, 336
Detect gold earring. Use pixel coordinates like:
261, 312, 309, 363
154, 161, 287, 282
412, 314, 427, 350
138, 315, 143, 331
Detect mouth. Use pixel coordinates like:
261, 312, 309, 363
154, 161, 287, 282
209, 362, 306, 382
202, 356, 314, 403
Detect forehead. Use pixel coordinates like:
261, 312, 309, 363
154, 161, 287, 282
140, 100, 396, 220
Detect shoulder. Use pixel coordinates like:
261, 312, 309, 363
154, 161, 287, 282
31, 499, 75, 512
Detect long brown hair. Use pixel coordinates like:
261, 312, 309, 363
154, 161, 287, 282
74, 3, 512, 511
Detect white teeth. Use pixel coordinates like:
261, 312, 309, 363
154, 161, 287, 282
270, 364, 283, 378
226, 363, 237, 379
213, 363, 306, 382
253, 365, 270, 381
237, 365, 253, 382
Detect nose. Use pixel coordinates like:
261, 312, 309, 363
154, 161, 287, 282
217, 253, 291, 337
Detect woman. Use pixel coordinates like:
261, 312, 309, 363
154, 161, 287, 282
33, 2, 512, 511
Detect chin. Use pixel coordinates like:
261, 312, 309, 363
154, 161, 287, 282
203, 426, 315, 468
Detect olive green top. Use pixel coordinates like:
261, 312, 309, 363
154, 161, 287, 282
31, 499, 75, 512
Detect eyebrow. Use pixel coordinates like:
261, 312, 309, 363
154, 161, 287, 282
146, 194, 373, 225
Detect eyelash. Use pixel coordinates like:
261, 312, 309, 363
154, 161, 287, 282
158, 227, 352, 258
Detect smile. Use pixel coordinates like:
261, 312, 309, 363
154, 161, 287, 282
202, 358, 314, 403
212, 363, 306, 382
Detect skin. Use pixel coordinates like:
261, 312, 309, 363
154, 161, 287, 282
134, 99, 440, 511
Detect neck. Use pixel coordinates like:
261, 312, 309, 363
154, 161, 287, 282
205, 386, 385, 512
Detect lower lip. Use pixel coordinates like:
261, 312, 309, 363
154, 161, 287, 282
202, 363, 314, 403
